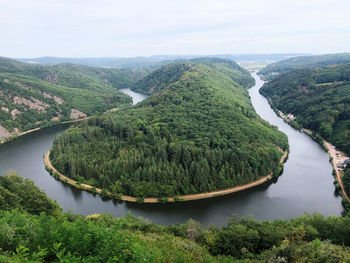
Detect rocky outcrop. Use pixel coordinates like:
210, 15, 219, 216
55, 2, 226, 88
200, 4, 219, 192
13, 96, 49, 112
1, 107, 9, 113
11, 109, 21, 120
0, 125, 11, 140
53, 96, 64, 104
43, 92, 52, 99
43, 92, 64, 104
70, 109, 87, 120
14, 81, 33, 91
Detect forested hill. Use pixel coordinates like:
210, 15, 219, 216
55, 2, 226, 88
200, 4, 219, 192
0, 57, 148, 91
259, 53, 350, 80
50, 62, 288, 198
260, 63, 350, 154
132, 58, 254, 94
190, 57, 255, 89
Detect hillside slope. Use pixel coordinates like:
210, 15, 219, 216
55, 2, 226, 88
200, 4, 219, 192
260, 63, 350, 154
259, 53, 350, 80
132, 58, 254, 94
50, 62, 288, 198
0, 57, 140, 141
190, 57, 255, 88
0, 73, 132, 138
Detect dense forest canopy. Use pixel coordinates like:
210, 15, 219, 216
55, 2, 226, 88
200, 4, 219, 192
50, 60, 288, 198
132, 57, 254, 94
1, 173, 350, 262
0, 171, 61, 216
259, 53, 350, 80
260, 63, 350, 155
189, 57, 255, 89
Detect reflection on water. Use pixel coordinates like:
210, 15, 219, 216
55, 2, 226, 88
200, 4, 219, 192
120, 88, 148, 105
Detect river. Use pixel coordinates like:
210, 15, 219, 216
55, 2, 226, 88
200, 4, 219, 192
0, 74, 343, 225
120, 88, 148, 105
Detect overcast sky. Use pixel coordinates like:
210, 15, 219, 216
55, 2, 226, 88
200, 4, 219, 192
1, 0, 349, 58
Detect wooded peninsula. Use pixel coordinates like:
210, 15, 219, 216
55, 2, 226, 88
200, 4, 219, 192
49, 59, 288, 199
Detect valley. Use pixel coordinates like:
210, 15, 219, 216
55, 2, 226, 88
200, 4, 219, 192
1, 0, 350, 260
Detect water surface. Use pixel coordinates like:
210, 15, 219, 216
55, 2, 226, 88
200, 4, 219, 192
120, 88, 148, 105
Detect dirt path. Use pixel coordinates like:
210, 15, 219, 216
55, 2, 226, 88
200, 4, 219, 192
44, 150, 288, 203
323, 140, 350, 203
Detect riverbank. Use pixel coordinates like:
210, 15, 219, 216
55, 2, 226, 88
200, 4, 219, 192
0, 117, 90, 146
44, 150, 288, 204
276, 109, 350, 205
323, 140, 350, 203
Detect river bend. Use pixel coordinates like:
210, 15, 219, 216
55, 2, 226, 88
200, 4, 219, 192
0, 74, 342, 225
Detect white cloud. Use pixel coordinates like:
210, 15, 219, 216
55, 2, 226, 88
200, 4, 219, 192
0, 0, 349, 57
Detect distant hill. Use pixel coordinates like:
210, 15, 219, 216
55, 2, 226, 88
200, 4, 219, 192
260, 63, 350, 154
190, 57, 255, 88
16, 53, 307, 69
259, 53, 350, 80
50, 60, 288, 198
17, 56, 170, 68
0, 57, 148, 91
132, 57, 255, 95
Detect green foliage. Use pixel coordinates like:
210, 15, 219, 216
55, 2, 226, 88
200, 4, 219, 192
158, 197, 169, 203
344, 166, 350, 197
260, 63, 350, 154
132, 63, 193, 94
0, 172, 61, 216
195, 213, 350, 261
1, 207, 350, 262
259, 53, 350, 80
190, 57, 255, 89
132, 58, 254, 95
50, 62, 288, 197
0, 210, 225, 262
262, 239, 350, 262
100, 188, 111, 200
136, 197, 144, 203
50, 63, 148, 90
